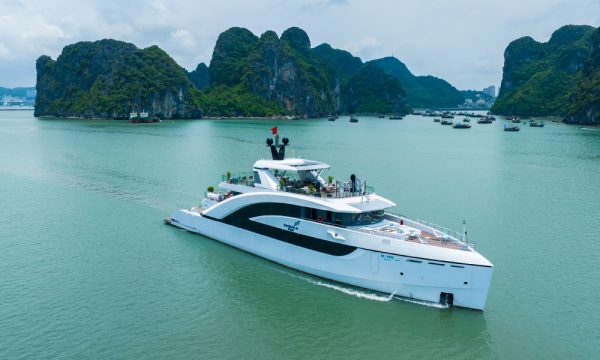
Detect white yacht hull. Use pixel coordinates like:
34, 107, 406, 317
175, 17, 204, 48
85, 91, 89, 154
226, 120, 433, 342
169, 209, 493, 310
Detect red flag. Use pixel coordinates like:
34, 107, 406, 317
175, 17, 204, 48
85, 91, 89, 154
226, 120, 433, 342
271, 126, 277, 135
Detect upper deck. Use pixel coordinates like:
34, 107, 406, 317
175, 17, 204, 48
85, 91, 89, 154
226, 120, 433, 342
221, 156, 377, 200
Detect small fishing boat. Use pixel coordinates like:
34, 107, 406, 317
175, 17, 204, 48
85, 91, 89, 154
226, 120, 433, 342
463, 118, 470, 123
350, 116, 359, 123
453, 123, 471, 129
504, 124, 520, 132
477, 118, 493, 124
433, 118, 441, 122
441, 119, 453, 125
378, 115, 385, 118
530, 121, 544, 127
389, 115, 403, 120
328, 117, 336, 121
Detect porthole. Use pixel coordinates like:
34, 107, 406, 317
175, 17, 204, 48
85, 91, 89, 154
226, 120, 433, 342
464, 281, 468, 285
400, 272, 404, 276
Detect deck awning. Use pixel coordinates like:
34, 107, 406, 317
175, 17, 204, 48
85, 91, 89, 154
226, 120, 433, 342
253, 158, 330, 172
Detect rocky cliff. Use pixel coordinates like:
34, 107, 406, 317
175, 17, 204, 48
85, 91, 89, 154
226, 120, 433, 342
35, 39, 201, 119
242, 28, 339, 116
35, 27, 466, 119
197, 27, 417, 116
491, 25, 595, 117
566, 27, 600, 125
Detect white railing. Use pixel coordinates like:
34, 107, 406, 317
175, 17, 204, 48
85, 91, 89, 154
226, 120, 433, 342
385, 213, 476, 251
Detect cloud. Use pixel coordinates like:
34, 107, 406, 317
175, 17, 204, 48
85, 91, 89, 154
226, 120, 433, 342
0, 43, 9, 59
0, 0, 599, 88
345, 36, 380, 59
169, 29, 198, 51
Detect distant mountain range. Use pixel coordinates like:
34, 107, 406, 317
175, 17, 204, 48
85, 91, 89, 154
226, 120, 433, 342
0, 87, 36, 98
492, 24, 600, 124
371, 57, 464, 108
34, 27, 469, 119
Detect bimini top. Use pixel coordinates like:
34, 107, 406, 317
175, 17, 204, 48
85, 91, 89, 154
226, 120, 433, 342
253, 158, 330, 172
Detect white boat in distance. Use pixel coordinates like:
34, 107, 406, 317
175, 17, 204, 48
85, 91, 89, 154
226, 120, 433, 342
166, 128, 493, 310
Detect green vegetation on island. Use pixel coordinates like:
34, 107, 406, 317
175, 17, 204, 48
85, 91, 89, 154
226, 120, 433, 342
35, 39, 202, 118
372, 57, 464, 109
566, 27, 600, 125
342, 63, 408, 114
491, 25, 597, 120
35, 26, 478, 119
187, 63, 209, 90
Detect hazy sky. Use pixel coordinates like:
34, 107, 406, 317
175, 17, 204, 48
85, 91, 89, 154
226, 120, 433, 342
1, 0, 599, 89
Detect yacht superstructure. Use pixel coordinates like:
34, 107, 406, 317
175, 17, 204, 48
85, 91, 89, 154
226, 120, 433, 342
166, 129, 493, 310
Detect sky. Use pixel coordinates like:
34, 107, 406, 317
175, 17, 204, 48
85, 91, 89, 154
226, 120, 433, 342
1, 0, 599, 90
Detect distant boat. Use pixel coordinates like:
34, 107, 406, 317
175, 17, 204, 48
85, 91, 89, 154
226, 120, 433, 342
441, 113, 454, 119
350, 116, 359, 123
511, 119, 521, 123
463, 118, 470, 123
452, 123, 471, 129
433, 118, 441, 122
328, 116, 336, 121
477, 118, 493, 124
389, 114, 403, 120
504, 124, 520, 132
530, 121, 545, 127
129, 110, 156, 123
378, 115, 385, 118
440, 119, 453, 125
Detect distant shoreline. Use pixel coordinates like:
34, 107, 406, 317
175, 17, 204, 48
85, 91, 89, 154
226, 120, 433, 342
0, 107, 34, 111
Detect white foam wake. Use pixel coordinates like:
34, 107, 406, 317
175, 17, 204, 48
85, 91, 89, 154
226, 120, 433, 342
304, 277, 397, 302
280, 270, 449, 308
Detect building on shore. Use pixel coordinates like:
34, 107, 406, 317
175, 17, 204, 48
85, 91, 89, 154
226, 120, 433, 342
483, 85, 496, 98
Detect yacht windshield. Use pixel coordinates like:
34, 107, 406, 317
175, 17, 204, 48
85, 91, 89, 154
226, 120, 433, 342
333, 210, 385, 226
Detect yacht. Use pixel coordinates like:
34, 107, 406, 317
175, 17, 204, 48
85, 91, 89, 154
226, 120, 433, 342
166, 130, 493, 310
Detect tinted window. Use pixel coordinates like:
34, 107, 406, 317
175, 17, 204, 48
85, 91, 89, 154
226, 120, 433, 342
253, 171, 261, 184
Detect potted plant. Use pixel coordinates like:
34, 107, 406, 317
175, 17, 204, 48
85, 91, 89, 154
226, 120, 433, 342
327, 175, 334, 184
279, 177, 286, 190
226, 171, 232, 183
207, 186, 215, 193
307, 183, 315, 195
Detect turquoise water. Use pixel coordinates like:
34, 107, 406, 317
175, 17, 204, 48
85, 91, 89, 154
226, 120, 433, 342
1, 111, 599, 359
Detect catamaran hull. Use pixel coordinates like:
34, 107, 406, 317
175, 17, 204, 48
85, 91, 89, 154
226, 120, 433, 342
168, 209, 493, 310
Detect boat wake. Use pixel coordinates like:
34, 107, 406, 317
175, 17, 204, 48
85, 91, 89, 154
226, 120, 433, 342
279, 270, 448, 308
303, 276, 397, 302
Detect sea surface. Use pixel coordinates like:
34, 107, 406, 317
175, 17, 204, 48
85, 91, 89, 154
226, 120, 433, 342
1, 111, 599, 359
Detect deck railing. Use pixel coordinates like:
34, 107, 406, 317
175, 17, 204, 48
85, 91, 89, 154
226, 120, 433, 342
221, 172, 256, 187
220, 172, 374, 199
280, 179, 374, 199
386, 213, 475, 250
